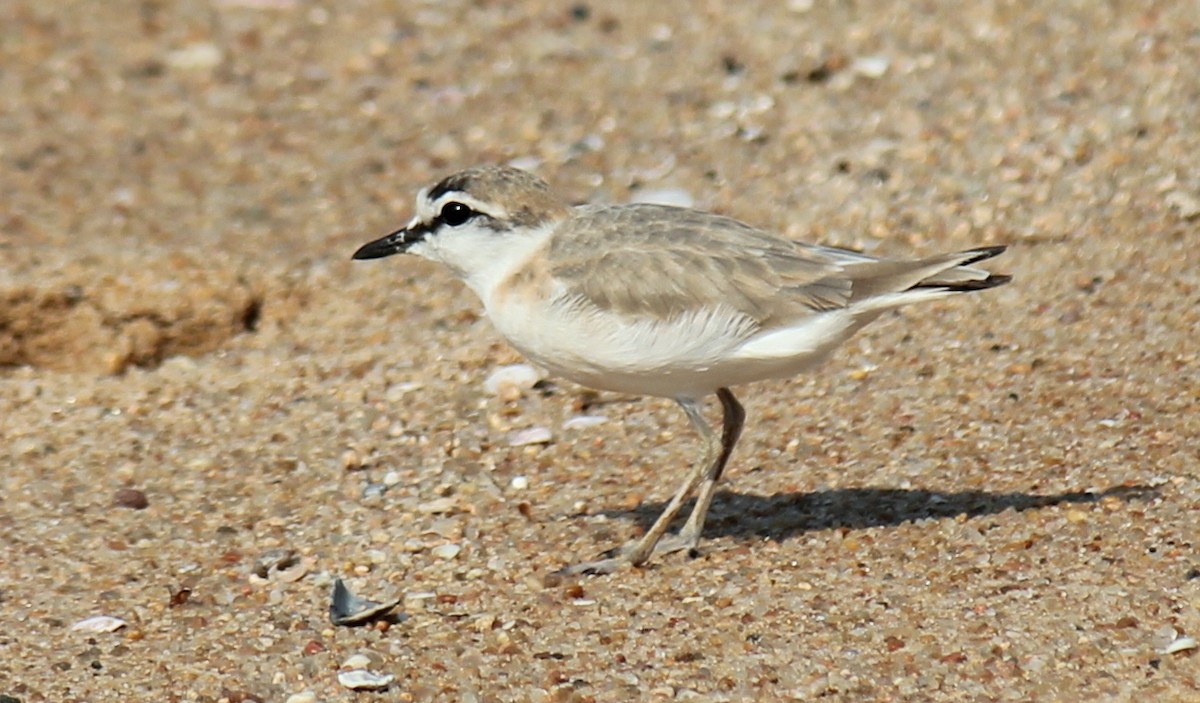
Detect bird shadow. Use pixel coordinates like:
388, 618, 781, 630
600, 484, 1157, 543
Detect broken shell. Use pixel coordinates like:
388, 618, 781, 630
252, 548, 299, 579
361, 482, 388, 500
274, 557, 310, 583
70, 615, 128, 633
509, 426, 552, 446
337, 669, 394, 691
329, 578, 401, 626
1162, 635, 1198, 655
562, 415, 607, 431
483, 364, 543, 396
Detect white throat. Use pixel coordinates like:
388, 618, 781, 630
410, 221, 558, 302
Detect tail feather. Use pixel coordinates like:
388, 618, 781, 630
842, 245, 1011, 301
916, 272, 1012, 292
911, 245, 1011, 292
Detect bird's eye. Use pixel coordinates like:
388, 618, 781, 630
439, 201, 476, 227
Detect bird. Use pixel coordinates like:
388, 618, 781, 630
353, 165, 1011, 576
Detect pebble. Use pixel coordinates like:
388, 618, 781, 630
629, 188, 695, 208
1165, 190, 1200, 220
509, 426, 553, 446
562, 415, 607, 431
510, 475, 529, 490
483, 364, 542, 396
852, 55, 891, 78
507, 155, 544, 172
384, 381, 422, 402
165, 43, 223, 70
418, 496, 458, 514
113, 488, 149, 510
12, 436, 44, 456
70, 615, 128, 633
382, 470, 402, 487
337, 669, 394, 691
342, 653, 374, 670
431, 543, 462, 560
428, 134, 462, 162
284, 693, 317, 703
361, 482, 388, 500
216, 0, 299, 7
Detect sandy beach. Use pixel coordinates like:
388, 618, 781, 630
1, 1, 1198, 700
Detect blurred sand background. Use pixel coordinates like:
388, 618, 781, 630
1, 0, 1198, 700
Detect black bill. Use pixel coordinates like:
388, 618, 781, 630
352, 221, 432, 260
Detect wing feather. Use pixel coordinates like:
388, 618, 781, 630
548, 205, 846, 326
546, 204, 1008, 330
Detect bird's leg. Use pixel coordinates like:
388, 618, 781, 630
658, 388, 744, 554
553, 389, 742, 577
618, 395, 721, 566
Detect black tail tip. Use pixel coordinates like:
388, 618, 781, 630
962, 245, 1008, 266
941, 272, 1013, 292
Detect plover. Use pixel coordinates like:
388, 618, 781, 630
353, 166, 1011, 576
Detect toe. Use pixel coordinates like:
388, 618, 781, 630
550, 557, 629, 580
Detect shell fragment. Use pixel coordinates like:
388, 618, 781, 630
329, 578, 402, 626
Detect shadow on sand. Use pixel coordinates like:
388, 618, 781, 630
602, 484, 1157, 542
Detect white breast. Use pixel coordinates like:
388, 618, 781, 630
465, 225, 869, 399
482, 284, 863, 399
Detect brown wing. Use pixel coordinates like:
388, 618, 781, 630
547, 204, 850, 326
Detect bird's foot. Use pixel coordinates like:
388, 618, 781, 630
641, 530, 702, 560
547, 530, 703, 582
548, 556, 629, 581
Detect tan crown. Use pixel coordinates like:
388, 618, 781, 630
426, 166, 572, 228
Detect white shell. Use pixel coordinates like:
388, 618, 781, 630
337, 669, 395, 690
509, 426, 552, 446
165, 43, 223, 70
851, 55, 891, 78
562, 415, 608, 431
342, 654, 373, 670
483, 364, 543, 396
71, 615, 129, 633
1162, 636, 1198, 655
431, 543, 462, 561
